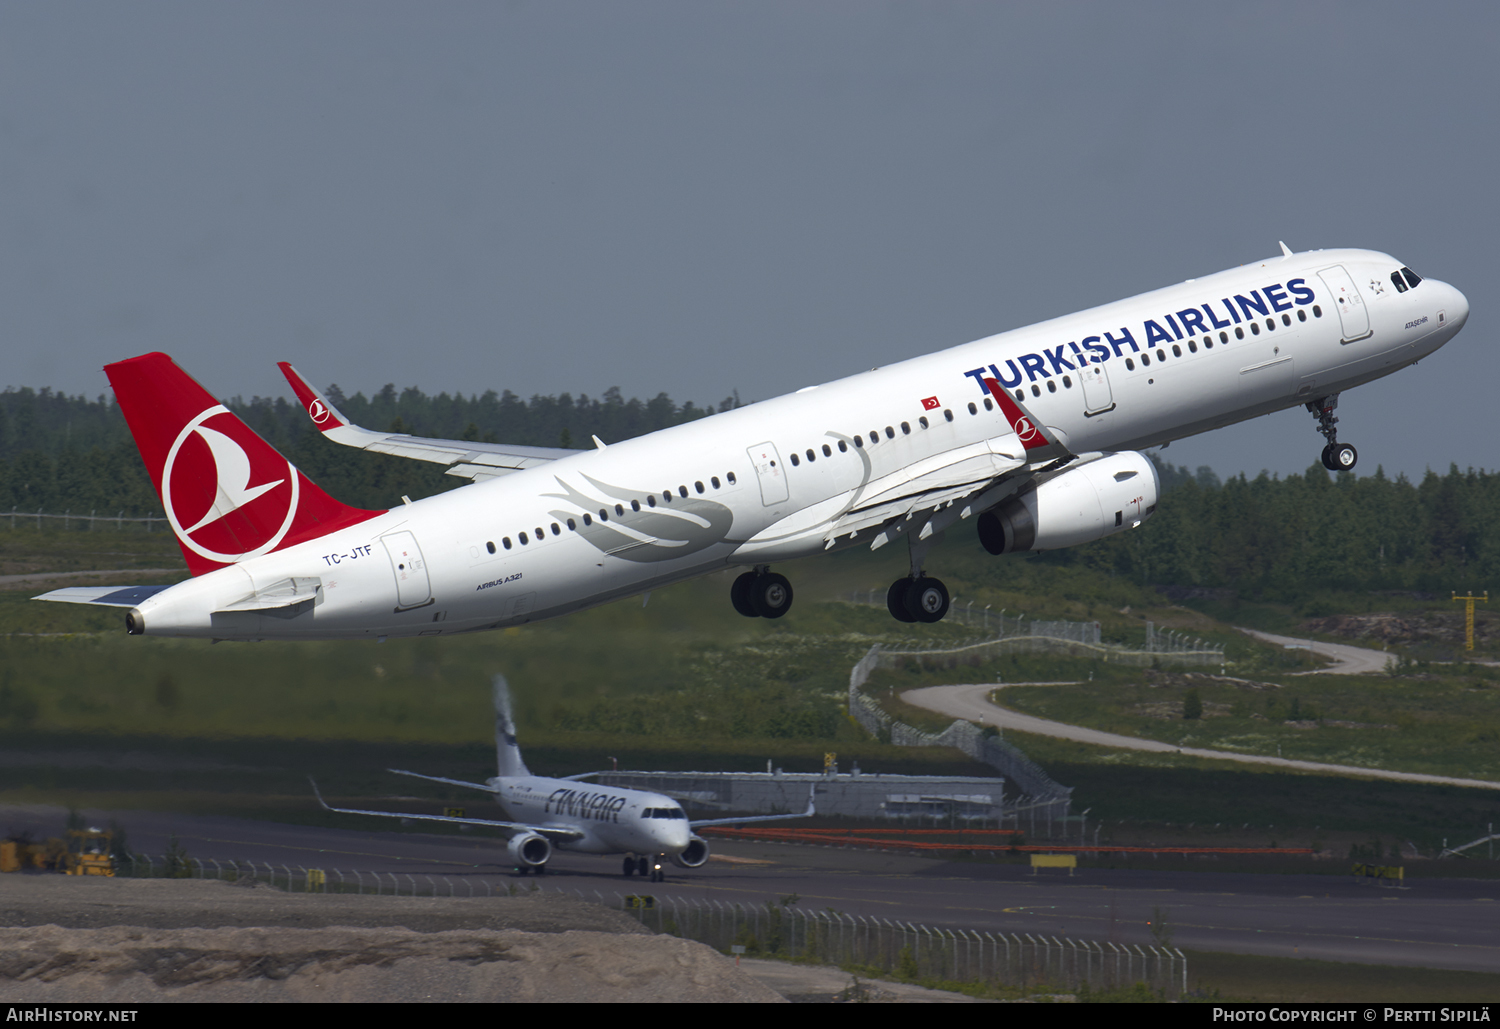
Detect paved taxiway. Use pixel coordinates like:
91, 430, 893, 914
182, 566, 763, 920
4, 803, 1498, 975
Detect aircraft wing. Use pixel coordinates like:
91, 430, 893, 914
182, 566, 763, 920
309, 778, 585, 842
278, 362, 580, 482
689, 785, 818, 829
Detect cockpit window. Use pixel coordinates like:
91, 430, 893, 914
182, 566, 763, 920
643, 807, 686, 819
1401, 266, 1422, 289
1390, 270, 1409, 294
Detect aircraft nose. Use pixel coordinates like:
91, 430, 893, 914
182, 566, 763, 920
1446, 282, 1470, 331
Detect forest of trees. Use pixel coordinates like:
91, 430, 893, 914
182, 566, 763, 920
1, 382, 1495, 601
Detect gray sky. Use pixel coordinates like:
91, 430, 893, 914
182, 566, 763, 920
2, 2, 1494, 481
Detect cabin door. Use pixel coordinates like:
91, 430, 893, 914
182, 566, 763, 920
1317, 265, 1372, 343
746, 442, 789, 506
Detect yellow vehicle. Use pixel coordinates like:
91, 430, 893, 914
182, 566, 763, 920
64, 829, 115, 876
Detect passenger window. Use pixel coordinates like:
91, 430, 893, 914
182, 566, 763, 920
1204, 338, 1213, 348
1250, 322, 1260, 336
1282, 314, 1291, 326
790, 453, 800, 466
504, 537, 513, 548
615, 504, 624, 516
1219, 331, 1228, 343
1046, 379, 1057, 393
1297, 309, 1307, 322
918, 417, 928, 429
1187, 341, 1197, 353
711, 476, 721, 488
535, 526, 544, 539
1265, 318, 1275, 331
551, 523, 560, 536
868, 430, 879, 443
663, 491, 672, 502
885, 426, 895, 438
900, 422, 910, 434
1126, 358, 1135, 370
821, 445, 831, 457
1313, 305, 1322, 318
1155, 349, 1165, 361
631, 499, 640, 511
647, 495, 656, 507
967, 402, 977, 415
486, 541, 496, 554
805, 449, 815, 462
695, 480, 705, 493
1062, 375, 1072, 387
679, 485, 688, 497
727, 471, 736, 484
520, 532, 529, 545
581, 515, 591, 526
1031, 384, 1041, 397
599, 509, 608, 521
853, 436, 864, 448
1142, 354, 1151, 366
566, 518, 576, 530
944, 409, 954, 422
1235, 327, 1245, 339
1014, 391, 1023, 401
1172, 344, 1181, 358
982, 397, 993, 411
837, 441, 847, 452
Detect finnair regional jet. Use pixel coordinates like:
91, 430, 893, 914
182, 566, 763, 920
37, 246, 1467, 638
313, 676, 816, 880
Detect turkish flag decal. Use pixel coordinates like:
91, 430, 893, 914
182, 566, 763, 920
920, 396, 940, 410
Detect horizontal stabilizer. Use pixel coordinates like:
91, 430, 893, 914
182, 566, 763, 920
33, 585, 173, 607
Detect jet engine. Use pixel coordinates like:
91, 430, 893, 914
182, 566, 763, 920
670, 835, 710, 869
507, 832, 551, 869
978, 451, 1159, 555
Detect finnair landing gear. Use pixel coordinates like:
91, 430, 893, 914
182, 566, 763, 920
730, 567, 793, 619
1308, 394, 1357, 472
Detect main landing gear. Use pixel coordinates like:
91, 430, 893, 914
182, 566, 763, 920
886, 528, 950, 624
730, 566, 794, 619
886, 576, 950, 624
1309, 394, 1357, 472
623, 854, 664, 882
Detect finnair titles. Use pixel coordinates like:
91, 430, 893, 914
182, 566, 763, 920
36, 246, 1469, 640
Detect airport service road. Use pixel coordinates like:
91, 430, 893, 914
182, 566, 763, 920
4, 804, 1500, 974
901, 683, 1500, 791
1237, 629, 1394, 676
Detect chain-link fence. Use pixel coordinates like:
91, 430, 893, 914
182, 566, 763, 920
108, 854, 1186, 997
4, 508, 167, 532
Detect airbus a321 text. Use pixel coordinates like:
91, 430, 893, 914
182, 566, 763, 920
37, 246, 1468, 637
312, 676, 816, 880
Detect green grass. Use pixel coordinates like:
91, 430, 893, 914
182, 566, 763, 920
1182, 949, 1500, 1002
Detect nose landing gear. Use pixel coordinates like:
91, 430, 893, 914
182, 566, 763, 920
730, 566, 794, 619
1309, 394, 1357, 472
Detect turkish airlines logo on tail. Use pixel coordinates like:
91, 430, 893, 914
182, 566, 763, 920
1012, 416, 1037, 442
308, 399, 330, 424
161, 406, 300, 564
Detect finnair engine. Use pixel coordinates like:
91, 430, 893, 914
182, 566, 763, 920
507, 832, 551, 869
670, 835, 710, 869
978, 451, 1159, 555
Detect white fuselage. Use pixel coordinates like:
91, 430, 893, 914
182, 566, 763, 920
134, 249, 1468, 640
495, 775, 691, 856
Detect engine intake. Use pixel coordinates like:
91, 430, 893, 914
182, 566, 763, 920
978, 451, 1159, 555
670, 835, 710, 869
507, 832, 551, 868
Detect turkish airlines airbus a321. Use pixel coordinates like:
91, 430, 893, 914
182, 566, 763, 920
37, 246, 1468, 639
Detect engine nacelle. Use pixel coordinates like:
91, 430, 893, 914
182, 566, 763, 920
507, 832, 551, 868
978, 451, 1159, 555
670, 835, 710, 869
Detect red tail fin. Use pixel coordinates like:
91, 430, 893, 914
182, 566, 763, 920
106, 353, 384, 576
983, 377, 1058, 453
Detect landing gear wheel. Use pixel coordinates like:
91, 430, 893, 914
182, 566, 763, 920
517, 866, 531, 876
752, 572, 793, 619
651, 865, 664, 883
730, 572, 759, 618
905, 576, 950, 623
1326, 442, 1357, 471
623, 857, 636, 877
887, 579, 918, 623
535, 863, 547, 875
636, 856, 649, 877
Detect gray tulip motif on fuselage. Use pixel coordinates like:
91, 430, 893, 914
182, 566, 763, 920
545, 474, 738, 562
